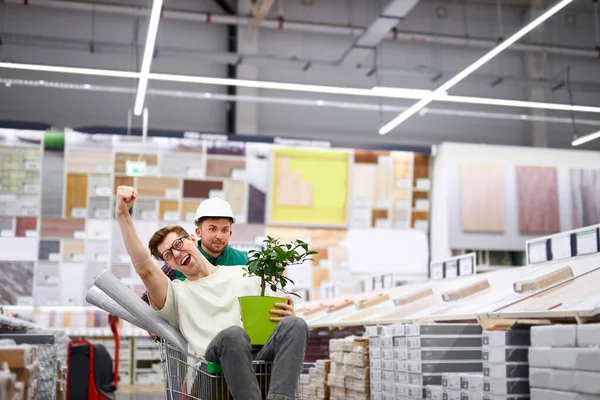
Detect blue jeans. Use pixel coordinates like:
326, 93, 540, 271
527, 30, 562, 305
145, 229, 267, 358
204, 316, 310, 400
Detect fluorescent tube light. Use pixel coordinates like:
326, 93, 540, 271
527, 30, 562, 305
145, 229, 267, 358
133, 0, 164, 116
0, 62, 139, 78
379, 0, 575, 134
572, 130, 600, 146
438, 94, 600, 114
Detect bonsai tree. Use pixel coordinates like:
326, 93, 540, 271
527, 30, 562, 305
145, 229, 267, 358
244, 236, 318, 298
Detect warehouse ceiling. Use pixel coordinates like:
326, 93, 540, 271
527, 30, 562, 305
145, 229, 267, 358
0, 0, 598, 150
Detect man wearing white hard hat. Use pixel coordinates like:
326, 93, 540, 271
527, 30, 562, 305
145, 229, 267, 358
141, 197, 248, 303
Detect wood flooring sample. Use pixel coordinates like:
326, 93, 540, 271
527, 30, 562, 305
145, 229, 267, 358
137, 177, 179, 198
516, 166, 560, 234
275, 156, 313, 207
570, 168, 600, 229
114, 153, 158, 174
224, 180, 246, 215
65, 173, 88, 218
460, 163, 505, 233
206, 157, 246, 178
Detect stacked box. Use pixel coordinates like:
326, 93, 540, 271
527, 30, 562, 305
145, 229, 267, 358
0, 341, 39, 400
304, 359, 330, 399
482, 328, 531, 400
529, 324, 600, 400
367, 324, 406, 400
404, 323, 483, 399
328, 336, 369, 400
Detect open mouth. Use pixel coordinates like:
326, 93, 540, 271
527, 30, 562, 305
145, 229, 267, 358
181, 255, 191, 266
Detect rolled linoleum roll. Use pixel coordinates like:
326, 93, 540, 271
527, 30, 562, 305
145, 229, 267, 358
86, 286, 153, 333
93, 269, 188, 351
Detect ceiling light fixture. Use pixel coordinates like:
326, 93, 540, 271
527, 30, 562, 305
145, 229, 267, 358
133, 0, 164, 116
0, 62, 139, 78
378, 0, 575, 135
572, 130, 600, 146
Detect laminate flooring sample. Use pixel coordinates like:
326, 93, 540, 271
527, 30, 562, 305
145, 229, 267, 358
62, 240, 85, 262
114, 176, 134, 194
309, 228, 347, 248
65, 173, 88, 218
41, 218, 85, 238
275, 156, 313, 207
160, 153, 204, 178
0, 261, 34, 304
0, 217, 13, 230
206, 157, 246, 178
373, 166, 392, 201
352, 164, 374, 203
181, 200, 199, 221
248, 184, 266, 224
33, 285, 59, 306
36, 262, 59, 285
114, 153, 158, 174
371, 209, 389, 227
354, 150, 389, 164
460, 163, 505, 233
132, 199, 157, 220
88, 197, 111, 219
159, 200, 179, 221
87, 174, 112, 197
66, 149, 113, 173
224, 180, 246, 215
392, 151, 412, 180
137, 177, 179, 198
570, 168, 600, 229
516, 166, 560, 234
183, 180, 223, 199
207, 142, 245, 156
38, 240, 60, 260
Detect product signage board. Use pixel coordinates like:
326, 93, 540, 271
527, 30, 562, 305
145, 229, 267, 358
429, 252, 477, 280
526, 224, 600, 265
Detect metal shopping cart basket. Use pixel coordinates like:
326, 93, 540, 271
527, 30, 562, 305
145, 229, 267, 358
159, 339, 303, 400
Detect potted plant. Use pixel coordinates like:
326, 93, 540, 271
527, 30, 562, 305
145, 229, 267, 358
238, 236, 317, 345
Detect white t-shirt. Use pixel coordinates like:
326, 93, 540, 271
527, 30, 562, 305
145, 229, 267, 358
150, 266, 276, 357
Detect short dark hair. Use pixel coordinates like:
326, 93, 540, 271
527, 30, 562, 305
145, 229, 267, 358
196, 217, 234, 227
148, 225, 189, 260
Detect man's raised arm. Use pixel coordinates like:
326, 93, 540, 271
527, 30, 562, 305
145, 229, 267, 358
115, 185, 169, 309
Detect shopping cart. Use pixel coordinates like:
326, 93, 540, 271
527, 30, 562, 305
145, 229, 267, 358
158, 339, 304, 400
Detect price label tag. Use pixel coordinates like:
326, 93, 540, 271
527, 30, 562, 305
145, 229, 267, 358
95, 187, 111, 196
576, 229, 599, 256
415, 199, 429, 211
209, 190, 225, 199
24, 161, 41, 170
231, 169, 246, 180
186, 212, 196, 221
165, 189, 180, 199
72, 254, 85, 262
430, 262, 444, 280
551, 234, 571, 260
416, 178, 430, 190
49, 253, 61, 262
163, 211, 179, 221
396, 179, 411, 189
96, 254, 109, 262
459, 257, 474, 276
97, 164, 112, 173
187, 168, 204, 178
71, 208, 88, 218
95, 209, 110, 219
528, 240, 547, 264
0, 229, 14, 237
25, 230, 38, 238
378, 155, 393, 167
445, 260, 458, 278
395, 199, 410, 209
74, 230, 87, 240
140, 211, 157, 220
376, 198, 391, 209
23, 184, 40, 194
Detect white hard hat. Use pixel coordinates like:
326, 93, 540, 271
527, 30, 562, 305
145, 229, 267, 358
194, 197, 236, 224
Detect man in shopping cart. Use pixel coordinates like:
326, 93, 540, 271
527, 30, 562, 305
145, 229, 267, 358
115, 186, 309, 400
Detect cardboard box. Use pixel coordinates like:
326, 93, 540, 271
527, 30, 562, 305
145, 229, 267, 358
408, 361, 483, 374
577, 324, 600, 348
382, 359, 394, 371
408, 336, 483, 349
409, 373, 443, 386
531, 388, 600, 400
408, 349, 483, 361
382, 370, 395, 382
443, 374, 463, 390
528, 347, 600, 371
382, 348, 395, 360
483, 331, 531, 347
395, 371, 408, 384
367, 326, 384, 337
426, 385, 443, 400
392, 324, 406, 337
483, 378, 530, 395
395, 337, 408, 347
371, 347, 382, 359
395, 347, 408, 360
382, 337, 394, 348
461, 374, 483, 392
444, 389, 462, 400
394, 383, 408, 396
371, 337, 382, 348
407, 385, 426, 398
381, 381, 395, 394
530, 368, 600, 395
407, 324, 483, 337
482, 348, 529, 363
371, 380, 382, 393
371, 358, 382, 370
482, 395, 529, 400
483, 363, 529, 379
371, 369, 382, 381
531, 325, 577, 348
0, 346, 36, 369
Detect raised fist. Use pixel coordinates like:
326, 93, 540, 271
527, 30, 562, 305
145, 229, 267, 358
115, 186, 137, 217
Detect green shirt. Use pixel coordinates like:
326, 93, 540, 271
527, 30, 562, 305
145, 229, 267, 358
174, 242, 248, 281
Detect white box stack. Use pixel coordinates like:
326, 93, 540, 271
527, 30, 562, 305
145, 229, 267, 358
328, 336, 369, 400
367, 324, 406, 400
529, 324, 600, 400
482, 328, 531, 400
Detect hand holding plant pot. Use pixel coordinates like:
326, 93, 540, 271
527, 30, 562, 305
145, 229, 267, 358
238, 236, 317, 345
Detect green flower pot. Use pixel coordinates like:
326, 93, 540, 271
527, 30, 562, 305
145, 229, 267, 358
238, 295, 287, 345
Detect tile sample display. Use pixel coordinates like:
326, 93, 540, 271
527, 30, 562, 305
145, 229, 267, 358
65, 173, 88, 218
207, 142, 245, 156
373, 166, 392, 202
0, 217, 13, 231
309, 229, 347, 248
0, 261, 34, 304
248, 184, 266, 224
41, 149, 65, 217
459, 163, 505, 233
38, 240, 60, 260
516, 166, 560, 234
181, 200, 199, 221
137, 177, 179, 198
85, 263, 108, 286
132, 199, 157, 220
160, 152, 204, 178
15, 217, 37, 237
0, 194, 39, 217
66, 149, 113, 173
0, 238, 38, 261
36, 262, 59, 285
275, 156, 313, 207
88, 197, 111, 219
183, 180, 223, 199
570, 168, 600, 229
60, 262, 85, 304
40, 218, 86, 238
392, 151, 412, 180
85, 240, 110, 263
114, 153, 158, 174
88, 174, 112, 197
34, 284, 59, 306
224, 180, 246, 215
158, 200, 179, 221
372, 209, 389, 228
86, 219, 111, 240
114, 176, 134, 194
206, 157, 246, 178
352, 164, 375, 204
62, 239, 85, 262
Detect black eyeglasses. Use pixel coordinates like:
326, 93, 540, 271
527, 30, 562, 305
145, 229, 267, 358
161, 236, 189, 261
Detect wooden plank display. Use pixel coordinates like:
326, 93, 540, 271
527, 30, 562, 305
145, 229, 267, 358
65, 173, 88, 218
459, 163, 505, 233
570, 168, 600, 229
516, 166, 560, 234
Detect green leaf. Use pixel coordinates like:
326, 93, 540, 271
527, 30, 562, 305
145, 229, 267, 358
270, 284, 277, 293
